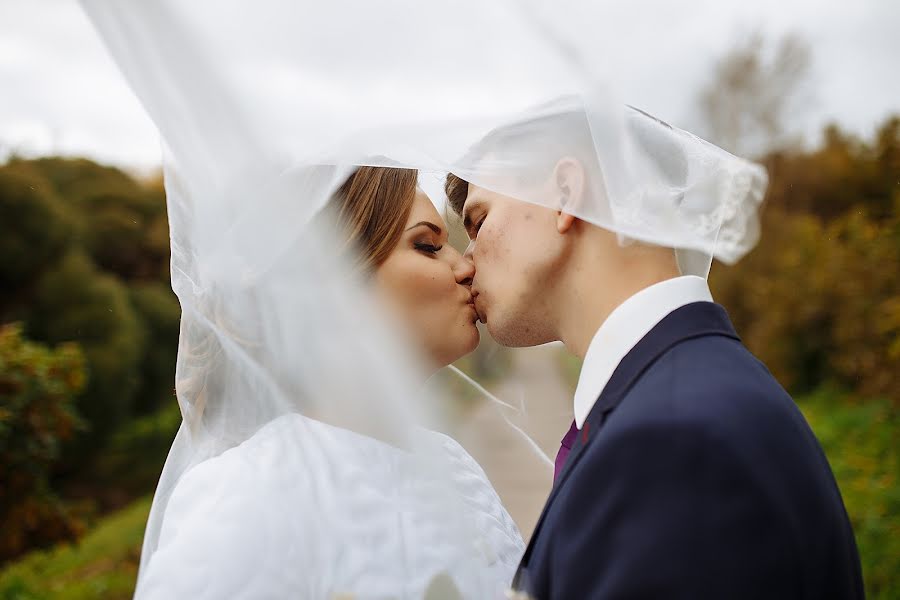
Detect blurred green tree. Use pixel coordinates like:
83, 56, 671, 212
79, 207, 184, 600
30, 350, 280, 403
712, 115, 900, 404
1, 157, 179, 458
26, 252, 146, 447
697, 30, 812, 156
0, 324, 87, 564
0, 164, 75, 296
129, 282, 180, 414
24, 157, 170, 281
763, 118, 900, 222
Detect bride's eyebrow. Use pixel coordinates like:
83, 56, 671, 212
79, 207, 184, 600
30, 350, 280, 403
405, 221, 442, 235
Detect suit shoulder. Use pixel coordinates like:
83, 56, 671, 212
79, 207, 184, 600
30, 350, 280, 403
589, 336, 841, 510
621, 334, 803, 431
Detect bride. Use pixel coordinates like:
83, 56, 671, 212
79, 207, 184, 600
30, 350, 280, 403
134, 167, 525, 599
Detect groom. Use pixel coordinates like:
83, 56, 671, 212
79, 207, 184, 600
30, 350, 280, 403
445, 107, 864, 599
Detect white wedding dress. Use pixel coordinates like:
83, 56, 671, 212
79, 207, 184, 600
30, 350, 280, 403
135, 413, 524, 599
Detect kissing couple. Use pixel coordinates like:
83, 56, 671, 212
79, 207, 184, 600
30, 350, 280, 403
131, 102, 863, 599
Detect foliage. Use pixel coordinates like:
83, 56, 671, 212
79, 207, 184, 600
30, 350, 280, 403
0, 157, 179, 561
26, 252, 146, 444
0, 497, 150, 600
761, 117, 900, 222
20, 158, 139, 203
128, 284, 180, 415
90, 402, 181, 501
76, 180, 169, 281
1, 156, 179, 427
0, 324, 87, 564
798, 389, 899, 599
0, 165, 74, 293
697, 31, 812, 156
9, 157, 171, 282
712, 171, 900, 401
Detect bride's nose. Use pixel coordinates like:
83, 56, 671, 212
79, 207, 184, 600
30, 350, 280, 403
453, 249, 475, 287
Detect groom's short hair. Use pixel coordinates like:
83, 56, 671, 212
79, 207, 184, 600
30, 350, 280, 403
445, 99, 598, 217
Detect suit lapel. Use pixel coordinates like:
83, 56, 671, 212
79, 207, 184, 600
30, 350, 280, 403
515, 302, 740, 579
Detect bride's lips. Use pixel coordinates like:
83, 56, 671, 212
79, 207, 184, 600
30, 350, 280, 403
466, 302, 479, 323
464, 295, 478, 322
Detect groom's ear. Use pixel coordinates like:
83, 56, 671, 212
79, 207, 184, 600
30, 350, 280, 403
553, 157, 584, 234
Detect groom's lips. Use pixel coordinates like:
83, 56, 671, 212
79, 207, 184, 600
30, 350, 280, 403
472, 293, 486, 323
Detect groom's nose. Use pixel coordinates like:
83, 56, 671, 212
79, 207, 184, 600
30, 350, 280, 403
463, 239, 476, 260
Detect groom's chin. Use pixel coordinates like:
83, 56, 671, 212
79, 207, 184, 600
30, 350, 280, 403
486, 315, 551, 348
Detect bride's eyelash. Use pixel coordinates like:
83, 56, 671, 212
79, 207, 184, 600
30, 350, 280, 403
414, 242, 443, 255
474, 217, 485, 236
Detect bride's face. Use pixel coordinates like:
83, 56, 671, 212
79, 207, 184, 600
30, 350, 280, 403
374, 190, 479, 368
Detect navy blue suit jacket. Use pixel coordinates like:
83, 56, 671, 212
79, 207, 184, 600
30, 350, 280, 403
513, 302, 863, 599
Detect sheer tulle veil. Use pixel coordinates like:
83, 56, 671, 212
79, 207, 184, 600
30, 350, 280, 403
79, 0, 767, 593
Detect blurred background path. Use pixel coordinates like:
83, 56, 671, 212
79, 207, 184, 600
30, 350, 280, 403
456, 344, 575, 541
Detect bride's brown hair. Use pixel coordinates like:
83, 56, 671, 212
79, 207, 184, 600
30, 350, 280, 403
181, 166, 419, 433
330, 166, 419, 272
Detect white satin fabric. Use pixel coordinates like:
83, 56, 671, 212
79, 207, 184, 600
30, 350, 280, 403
137, 414, 524, 599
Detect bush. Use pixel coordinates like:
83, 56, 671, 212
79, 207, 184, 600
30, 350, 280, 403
77, 187, 169, 281
712, 198, 900, 402
798, 389, 899, 599
129, 284, 180, 415
0, 496, 150, 600
90, 402, 181, 501
26, 253, 146, 446
0, 156, 178, 559
763, 117, 899, 222
22, 158, 140, 204
0, 165, 74, 291
12, 156, 170, 282
0, 324, 87, 564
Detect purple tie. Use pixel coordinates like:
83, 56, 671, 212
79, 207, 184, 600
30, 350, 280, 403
554, 420, 579, 483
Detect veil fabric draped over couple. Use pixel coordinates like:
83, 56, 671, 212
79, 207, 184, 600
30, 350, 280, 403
80, 1, 863, 598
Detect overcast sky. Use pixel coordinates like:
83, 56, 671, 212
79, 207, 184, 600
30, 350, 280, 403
1, 0, 898, 172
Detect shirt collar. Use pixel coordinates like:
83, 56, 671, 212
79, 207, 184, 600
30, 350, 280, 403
573, 275, 713, 428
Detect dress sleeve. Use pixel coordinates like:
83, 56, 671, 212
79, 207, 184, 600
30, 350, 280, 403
135, 444, 318, 599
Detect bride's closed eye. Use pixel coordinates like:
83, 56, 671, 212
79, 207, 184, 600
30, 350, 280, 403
405, 221, 445, 256
414, 241, 443, 255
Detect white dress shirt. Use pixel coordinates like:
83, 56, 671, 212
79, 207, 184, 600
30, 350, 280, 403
573, 275, 714, 428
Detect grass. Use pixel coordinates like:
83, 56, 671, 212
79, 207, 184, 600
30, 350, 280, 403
797, 389, 899, 599
0, 497, 150, 600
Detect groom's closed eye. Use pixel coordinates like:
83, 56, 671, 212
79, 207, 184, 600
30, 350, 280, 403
464, 215, 486, 241
462, 202, 486, 240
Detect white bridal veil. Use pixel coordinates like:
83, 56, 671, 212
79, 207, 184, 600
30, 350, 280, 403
79, 0, 767, 596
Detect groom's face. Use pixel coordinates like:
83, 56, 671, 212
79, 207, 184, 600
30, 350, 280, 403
461, 184, 566, 347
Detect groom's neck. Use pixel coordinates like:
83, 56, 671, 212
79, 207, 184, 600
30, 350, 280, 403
553, 243, 680, 360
